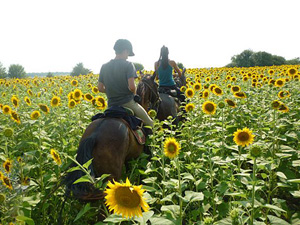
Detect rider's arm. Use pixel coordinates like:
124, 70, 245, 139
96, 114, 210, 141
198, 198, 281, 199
98, 82, 106, 93
170, 60, 182, 77
154, 61, 159, 79
128, 77, 136, 94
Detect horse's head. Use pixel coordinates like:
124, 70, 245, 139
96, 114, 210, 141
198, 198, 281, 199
136, 73, 160, 111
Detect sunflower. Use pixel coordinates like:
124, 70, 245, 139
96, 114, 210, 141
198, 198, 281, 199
234, 91, 247, 99
233, 127, 255, 147
73, 89, 83, 100
50, 149, 62, 165
225, 99, 236, 108
202, 90, 209, 99
231, 76, 237, 82
163, 137, 181, 159
10, 111, 21, 124
271, 100, 281, 109
68, 91, 74, 100
287, 67, 297, 76
148, 109, 157, 118
185, 103, 195, 112
95, 96, 107, 110
21, 176, 30, 186
278, 103, 289, 113
185, 88, 195, 98
39, 104, 50, 114
27, 89, 33, 96
92, 86, 99, 94
193, 83, 201, 91
213, 86, 223, 96
202, 101, 217, 115
180, 86, 186, 92
269, 79, 275, 86
71, 79, 78, 86
87, 83, 92, 88
2, 105, 11, 115
30, 110, 41, 120
3, 159, 12, 173
205, 77, 211, 82
84, 93, 94, 102
274, 78, 285, 87
11, 96, 19, 108
68, 99, 76, 109
0, 171, 3, 180
278, 90, 290, 99
2, 175, 13, 190
24, 96, 31, 106
104, 178, 149, 218
209, 84, 216, 92
231, 85, 241, 93
268, 69, 275, 76
50, 96, 61, 107
3, 128, 14, 138
243, 76, 248, 81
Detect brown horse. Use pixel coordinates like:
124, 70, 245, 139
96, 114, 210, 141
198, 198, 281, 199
137, 69, 186, 123
64, 79, 157, 201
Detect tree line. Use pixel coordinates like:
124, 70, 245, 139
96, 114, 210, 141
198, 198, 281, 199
226, 50, 300, 67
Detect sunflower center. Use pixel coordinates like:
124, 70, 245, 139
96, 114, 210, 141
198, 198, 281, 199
237, 131, 250, 142
277, 80, 283, 85
53, 99, 58, 104
115, 187, 140, 208
215, 88, 221, 94
289, 69, 296, 75
227, 100, 235, 106
167, 143, 176, 153
205, 103, 214, 112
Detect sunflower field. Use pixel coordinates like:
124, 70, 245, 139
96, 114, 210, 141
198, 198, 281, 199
0, 65, 299, 225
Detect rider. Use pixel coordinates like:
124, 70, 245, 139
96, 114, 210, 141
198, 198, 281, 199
97, 39, 153, 128
154, 46, 185, 102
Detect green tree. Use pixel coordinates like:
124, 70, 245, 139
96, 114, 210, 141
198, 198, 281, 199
8, 64, 26, 78
231, 49, 254, 67
177, 62, 184, 70
286, 57, 300, 65
71, 63, 91, 76
0, 62, 7, 78
251, 51, 273, 66
272, 55, 286, 65
133, 62, 144, 72
46, 72, 53, 77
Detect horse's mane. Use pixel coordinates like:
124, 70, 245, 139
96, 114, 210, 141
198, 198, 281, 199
137, 74, 153, 99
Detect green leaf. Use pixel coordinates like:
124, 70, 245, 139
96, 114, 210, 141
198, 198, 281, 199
67, 166, 81, 173
161, 205, 180, 218
267, 215, 290, 225
183, 191, 204, 203
16, 216, 35, 225
291, 160, 300, 167
161, 193, 175, 203
288, 179, 300, 184
215, 217, 232, 225
74, 203, 92, 222
73, 174, 92, 184
134, 211, 154, 225
149, 216, 175, 225
290, 191, 300, 198
276, 172, 287, 179
262, 204, 286, 213
83, 158, 93, 169
104, 214, 130, 222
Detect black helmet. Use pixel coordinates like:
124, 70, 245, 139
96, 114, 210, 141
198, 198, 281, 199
113, 39, 135, 56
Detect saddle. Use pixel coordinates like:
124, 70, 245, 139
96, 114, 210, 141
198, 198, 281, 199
91, 106, 146, 145
158, 86, 180, 104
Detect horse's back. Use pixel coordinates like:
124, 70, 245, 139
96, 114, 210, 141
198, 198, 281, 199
157, 93, 178, 121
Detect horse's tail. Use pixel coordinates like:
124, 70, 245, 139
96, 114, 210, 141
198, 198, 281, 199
63, 120, 104, 201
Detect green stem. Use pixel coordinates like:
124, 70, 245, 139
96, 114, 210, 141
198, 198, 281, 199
250, 158, 257, 225
176, 157, 183, 224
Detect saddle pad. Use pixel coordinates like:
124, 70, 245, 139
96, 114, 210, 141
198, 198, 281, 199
132, 128, 146, 145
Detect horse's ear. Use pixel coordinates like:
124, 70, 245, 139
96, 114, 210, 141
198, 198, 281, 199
151, 71, 157, 81
182, 68, 186, 76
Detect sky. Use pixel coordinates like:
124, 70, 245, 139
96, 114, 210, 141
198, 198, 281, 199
0, 0, 299, 73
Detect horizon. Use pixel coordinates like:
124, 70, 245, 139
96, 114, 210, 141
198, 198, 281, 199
1, 0, 299, 74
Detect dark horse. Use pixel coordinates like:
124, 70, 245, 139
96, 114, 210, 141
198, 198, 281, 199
137, 69, 186, 122
64, 79, 156, 201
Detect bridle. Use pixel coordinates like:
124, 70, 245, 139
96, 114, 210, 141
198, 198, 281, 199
139, 76, 161, 111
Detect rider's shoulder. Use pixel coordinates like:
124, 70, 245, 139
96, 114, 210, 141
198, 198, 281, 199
169, 60, 177, 66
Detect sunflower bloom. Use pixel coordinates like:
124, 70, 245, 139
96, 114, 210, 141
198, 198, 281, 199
233, 127, 255, 147
68, 99, 76, 109
39, 104, 50, 114
274, 78, 285, 87
278, 103, 289, 113
50, 149, 62, 165
92, 86, 99, 94
231, 85, 241, 93
104, 178, 149, 218
10, 111, 21, 124
234, 91, 247, 99
11, 96, 19, 108
212, 86, 223, 96
202, 101, 217, 115
2, 175, 13, 190
30, 110, 41, 120
84, 93, 94, 102
185, 103, 195, 112
271, 100, 281, 109
287, 67, 297, 76
3, 159, 12, 173
73, 89, 83, 100
185, 88, 195, 98
163, 137, 181, 159
24, 96, 32, 106
193, 83, 201, 91
202, 90, 209, 99
51, 96, 61, 107
2, 105, 11, 115
225, 99, 237, 108
95, 96, 107, 110
71, 79, 78, 86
